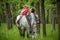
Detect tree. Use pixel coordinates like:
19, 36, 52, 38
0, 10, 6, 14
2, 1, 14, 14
36, 1, 40, 34
31, 2, 34, 6
12, 3, 17, 24
46, 9, 49, 24
0, 13, 1, 26
26, 0, 28, 2
0, 4, 2, 26
51, 0, 56, 31
51, 8, 56, 31
41, 0, 46, 37
0, 0, 5, 26
1, 3, 6, 23
57, 0, 60, 40
6, 2, 12, 29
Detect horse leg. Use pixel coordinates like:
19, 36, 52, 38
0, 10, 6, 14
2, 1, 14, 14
22, 28, 26, 37
18, 27, 22, 36
37, 24, 40, 34
18, 26, 24, 37
26, 27, 31, 38
33, 25, 38, 38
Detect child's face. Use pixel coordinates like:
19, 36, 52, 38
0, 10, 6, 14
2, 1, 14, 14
30, 9, 31, 12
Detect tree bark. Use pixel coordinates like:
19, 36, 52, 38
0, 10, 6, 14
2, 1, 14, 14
31, 2, 34, 6
36, 1, 40, 34
0, 13, 1, 26
46, 9, 49, 24
51, 9, 56, 31
6, 2, 12, 29
12, 4, 17, 24
1, 4, 6, 23
57, 0, 60, 40
26, 0, 28, 2
41, 0, 46, 37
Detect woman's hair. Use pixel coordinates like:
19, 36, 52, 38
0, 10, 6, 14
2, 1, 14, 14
31, 8, 35, 13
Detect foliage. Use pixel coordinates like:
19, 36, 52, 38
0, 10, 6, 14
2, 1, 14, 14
0, 0, 58, 39
0, 23, 58, 40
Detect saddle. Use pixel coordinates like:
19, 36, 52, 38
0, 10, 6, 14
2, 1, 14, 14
26, 15, 31, 26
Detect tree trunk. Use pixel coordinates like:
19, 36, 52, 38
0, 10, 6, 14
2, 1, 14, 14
51, 9, 56, 31
26, 0, 28, 2
0, 13, 1, 26
0, 0, 3, 2
57, 0, 60, 40
41, 0, 46, 37
6, 2, 12, 29
1, 4, 5, 23
31, 2, 34, 6
36, 1, 40, 34
12, 4, 17, 24
46, 9, 49, 24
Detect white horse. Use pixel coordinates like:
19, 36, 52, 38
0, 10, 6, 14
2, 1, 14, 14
18, 15, 30, 37
29, 13, 38, 38
18, 14, 38, 38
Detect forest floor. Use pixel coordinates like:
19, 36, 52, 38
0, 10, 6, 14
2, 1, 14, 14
0, 23, 58, 40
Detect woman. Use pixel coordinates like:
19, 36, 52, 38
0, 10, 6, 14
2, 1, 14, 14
30, 8, 36, 28
29, 8, 37, 38
16, 5, 29, 27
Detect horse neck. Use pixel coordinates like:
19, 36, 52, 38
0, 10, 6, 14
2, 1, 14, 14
21, 16, 27, 22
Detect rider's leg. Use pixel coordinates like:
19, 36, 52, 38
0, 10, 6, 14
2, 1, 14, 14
17, 15, 22, 26
19, 15, 22, 24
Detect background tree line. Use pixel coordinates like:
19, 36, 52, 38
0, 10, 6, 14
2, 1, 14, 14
0, 0, 60, 40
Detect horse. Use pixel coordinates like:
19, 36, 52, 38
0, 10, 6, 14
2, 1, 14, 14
18, 14, 38, 38
29, 14, 38, 38
35, 14, 40, 34
18, 15, 30, 37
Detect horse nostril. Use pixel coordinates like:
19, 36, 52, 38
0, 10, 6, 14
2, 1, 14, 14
33, 32, 35, 34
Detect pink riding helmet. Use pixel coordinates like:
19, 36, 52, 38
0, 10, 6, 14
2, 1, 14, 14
22, 7, 28, 16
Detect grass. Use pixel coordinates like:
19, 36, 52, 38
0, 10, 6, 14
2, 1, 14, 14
0, 23, 58, 40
